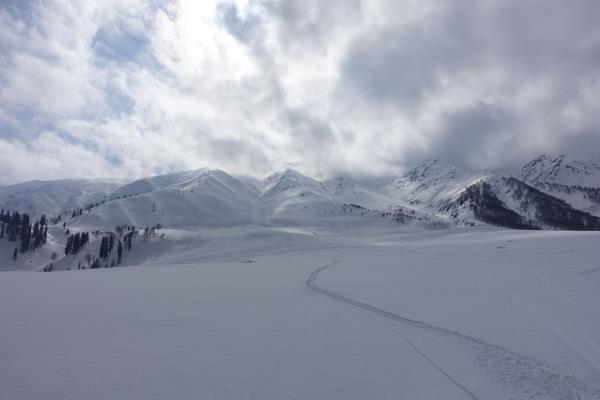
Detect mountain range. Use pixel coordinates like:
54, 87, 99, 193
2, 154, 600, 231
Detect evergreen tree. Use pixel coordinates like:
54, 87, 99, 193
8, 211, 20, 241
99, 236, 108, 260
32, 222, 40, 249
65, 235, 73, 255
20, 216, 31, 253
126, 232, 133, 251
13, 248, 18, 261
117, 240, 123, 264
0, 221, 4, 239
72, 232, 80, 254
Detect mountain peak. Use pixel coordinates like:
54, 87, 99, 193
519, 154, 600, 188
261, 168, 326, 197
400, 159, 461, 183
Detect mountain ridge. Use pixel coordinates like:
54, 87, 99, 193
2, 155, 599, 231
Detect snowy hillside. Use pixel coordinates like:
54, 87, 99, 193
74, 170, 259, 230
518, 155, 600, 216
520, 154, 600, 188
2, 156, 600, 241
444, 177, 600, 230
324, 176, 392, 209
3, 162, 600, 400
2, 228, 600, 399
0, 179, 128, 218
382, 158, 600, 229
386, 160, 488, 210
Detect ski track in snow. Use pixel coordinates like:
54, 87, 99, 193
580, 267, 600, 276
306, 261, 600, 400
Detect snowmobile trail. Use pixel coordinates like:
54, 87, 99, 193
306, 261, 600, 400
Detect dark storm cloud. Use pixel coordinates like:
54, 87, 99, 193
335, 0, 600, 169
341, 22, 468, 108
429, 103, 517, 169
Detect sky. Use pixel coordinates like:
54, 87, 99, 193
0, 0, 599, 184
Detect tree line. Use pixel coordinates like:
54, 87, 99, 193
0, 209, 48, 259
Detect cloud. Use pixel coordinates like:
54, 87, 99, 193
0, 0, 599, 184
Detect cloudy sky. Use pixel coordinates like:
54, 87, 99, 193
0, 0, 599, 184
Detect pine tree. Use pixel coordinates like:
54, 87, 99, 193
72, 233, 80, 254
117, 240, 123, 264
8, 211, 20, 242
65, 235, 73, 255
13, 248, 18, 261
0, 222, 4, 239
20, 216, 31, 253
99, 236, 110, 260
32, 222, 40, 249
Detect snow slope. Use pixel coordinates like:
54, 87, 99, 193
63, 168, 440, 232
0, 179, 128, 218
520, 154, 600, 188
385, 159, 600, 229
324, 176, 393, 209
3, 156, 600, 238
1, 228, 599, 399
386, 160, 488, 211
519, 155, 600, 216
74, 170, 259, 230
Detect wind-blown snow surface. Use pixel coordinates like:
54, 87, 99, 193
2, 228, 600, 400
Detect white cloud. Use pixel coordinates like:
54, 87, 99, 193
0, 0, 599, 184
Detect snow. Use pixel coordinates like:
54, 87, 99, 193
518, 155, 600, 216
386, 160, 488, 211
520, 154, 600, 188
0, 179, 128, 218
2, 157, 600, 398
2, 228, 600, 399
3, 155, 600, 234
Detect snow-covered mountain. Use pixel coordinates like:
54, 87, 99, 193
324, 176, 393, 210
0, 178, 128, 218
517, 155, 600, 216
386, 160, 488, 210
2, 155, 600, 232
74, 170, 259, 230
386, 157, 600, 230
519, 154, 600, 187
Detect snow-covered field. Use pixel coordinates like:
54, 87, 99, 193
2, 228, 599, 399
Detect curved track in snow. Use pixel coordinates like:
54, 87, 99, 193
306, 261, 600, 400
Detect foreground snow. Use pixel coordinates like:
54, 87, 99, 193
1, 229, 600, 399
